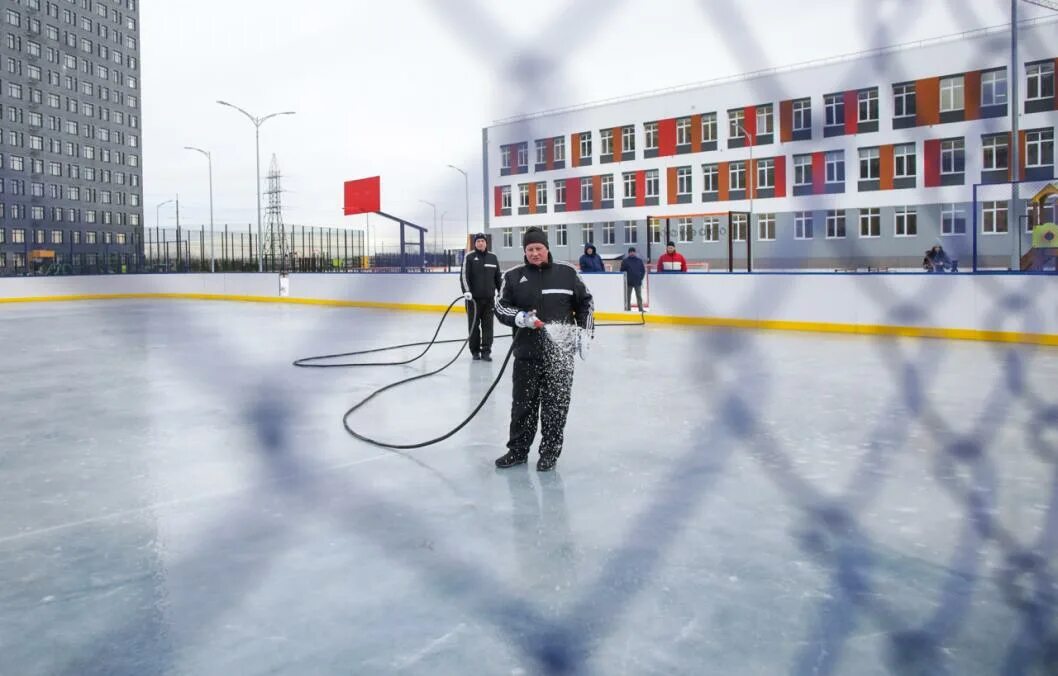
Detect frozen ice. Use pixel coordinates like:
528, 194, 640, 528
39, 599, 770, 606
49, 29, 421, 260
1, 300, 1057, 675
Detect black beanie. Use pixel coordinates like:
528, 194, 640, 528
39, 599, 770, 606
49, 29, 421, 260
522, 227, 549, 249
666, 240, 676, 247
473, 232, 487, 243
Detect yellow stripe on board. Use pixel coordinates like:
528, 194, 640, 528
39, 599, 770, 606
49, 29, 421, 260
2, 292, 1056, 347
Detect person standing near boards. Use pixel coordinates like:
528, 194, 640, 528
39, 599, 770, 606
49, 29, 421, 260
619, 247, 646, 311
461, 233, 502, 361
657, 241, 688, 272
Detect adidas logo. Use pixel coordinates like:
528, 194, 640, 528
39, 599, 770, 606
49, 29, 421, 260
519, 276, 528, 283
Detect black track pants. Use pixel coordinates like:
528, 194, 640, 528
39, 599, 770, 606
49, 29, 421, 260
467, 298, 494, 355
507, 352, 575, 457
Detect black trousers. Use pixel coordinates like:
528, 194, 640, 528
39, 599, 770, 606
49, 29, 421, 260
507, 352, 575, 457
625, 283, 643, 311
466, 298, 494, 355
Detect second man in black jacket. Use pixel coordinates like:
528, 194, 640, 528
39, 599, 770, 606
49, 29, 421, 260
461, 233, 503, 361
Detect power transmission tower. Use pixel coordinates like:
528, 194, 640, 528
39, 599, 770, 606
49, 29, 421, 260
264, 154, 288, 270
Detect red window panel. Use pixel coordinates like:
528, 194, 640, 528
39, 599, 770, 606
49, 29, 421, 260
494, 186, 502, 217
843, 91, 857, 135
744, 105, 757, 145
923, 139, 941, 188
658, 118, 677, 156
565, 178, 580, 211
635, 170, 647, 207
773, 156, 787, 198
779, 100, 793, 143
1018, 130, 1027, 181
811, 152, 825, 195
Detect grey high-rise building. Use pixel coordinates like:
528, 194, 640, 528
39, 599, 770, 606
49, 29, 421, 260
0, 0, 142, 275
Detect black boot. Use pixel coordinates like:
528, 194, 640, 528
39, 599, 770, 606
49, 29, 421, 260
472, 353, 481, 361
495, 450, 529, 468
537, 451, 560, 472
481, 352, 493, 362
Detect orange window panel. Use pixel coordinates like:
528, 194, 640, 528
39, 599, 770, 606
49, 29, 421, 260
879, 144, 894, 190
666, 167, 678, 204
916, 78, 940, 126
964, 70, 981, 121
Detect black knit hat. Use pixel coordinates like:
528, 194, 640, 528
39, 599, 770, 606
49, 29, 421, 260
522, 226, 549, 249
473, 232, 488, 243
666, 240, 676, 247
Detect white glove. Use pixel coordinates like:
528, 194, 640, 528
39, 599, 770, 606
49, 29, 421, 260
515, 310, 544, 329
463, 291, 473, 301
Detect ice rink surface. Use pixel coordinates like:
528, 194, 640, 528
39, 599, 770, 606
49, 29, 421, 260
1, 300, 1057, 675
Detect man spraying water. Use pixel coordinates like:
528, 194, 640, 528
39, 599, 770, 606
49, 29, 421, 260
494, 227, 594, 471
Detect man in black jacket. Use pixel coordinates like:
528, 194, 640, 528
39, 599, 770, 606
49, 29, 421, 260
619, 247, 646, 312
494, 227, 594, 471
461, 233, 502, 361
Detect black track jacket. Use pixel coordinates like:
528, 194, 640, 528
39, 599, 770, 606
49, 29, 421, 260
495, 254, 594, 360
461, 248, 502, 300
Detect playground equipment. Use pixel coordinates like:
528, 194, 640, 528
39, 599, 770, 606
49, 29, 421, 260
1020, 183, 1058, 271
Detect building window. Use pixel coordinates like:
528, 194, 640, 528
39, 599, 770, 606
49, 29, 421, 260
72, 230, 81, 244
756, 105, 773, 135
793, 155, 812, 186
673, 217, 691, 243
580, 178, 592, 203
982, 201, 1008, 234
792, 98, 811, 130
50, 229, 63, 244
787, 211, 811, 240
501, 146, 511, 170
757, 214, 776, 241
894, 143, 916, 179
536, 182, 547, 208
13, 228, 26, 244
982, 134, 1009, 171
981, 68, 1007, 106
893, 81, 918, 115
624, 221, 637, 244
500, 186, 511, 210
676, 166, 692, 195
601, 175, 614, 201
649, 217, 663, 244
859, 208, 880, 238
600, 129, 613, 156
941, 204, 966, 235
756, 158, 775, 189
535, 139, 547, 165
579, 133, 592, 160
824, 93, 844, 127
859, 147, 880, 180
940, 75, 964, 112
1026, 129, 1054, 168
86, 231, 98, 244
728, 109, 746, 138
701, 113, 717, 142
1026, 61, 1055, 100
731, 213, 748, 241
894, 206, 917, 237
34, 228, 46, 244
621, 126, 635, 154
644, 122, 658, 150
729, 162, 745, 191
554, 181, 566, 206
555, 224, 568, 247
601, 221, 615, 245
941, 138, 965, 174
623, 172, 636, 199
702, 216, 720, 242
519, 184, 529, 208
676, 117, 691, 146
516, 144, 528, 167
857, 88, 879, 122
645, 170, 659, 198
580, 224, 593, 244
554, 137, 565, 162
702, 164, 719, 193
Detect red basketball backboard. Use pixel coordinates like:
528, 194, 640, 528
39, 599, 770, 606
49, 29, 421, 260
343, 176, 381, 215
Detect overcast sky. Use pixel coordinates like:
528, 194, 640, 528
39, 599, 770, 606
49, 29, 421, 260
141, 0, 1052, 248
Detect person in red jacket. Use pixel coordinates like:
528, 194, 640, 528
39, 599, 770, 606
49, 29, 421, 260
657, 241, 688, 272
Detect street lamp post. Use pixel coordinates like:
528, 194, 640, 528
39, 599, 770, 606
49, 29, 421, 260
217, 101, 296, 273
446, 164, 470, 248
184, 146, 215, 272
155, 198, 174, 269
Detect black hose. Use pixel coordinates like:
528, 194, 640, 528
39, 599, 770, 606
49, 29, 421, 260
294, 296, 645, 449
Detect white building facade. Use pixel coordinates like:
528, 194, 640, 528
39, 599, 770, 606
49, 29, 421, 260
482, 20, 1058, 270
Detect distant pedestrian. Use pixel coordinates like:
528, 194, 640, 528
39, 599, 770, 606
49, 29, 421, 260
657, 241, 688, 273
579, 243, 606, 273
461, 233, 502, 361
619, 247, 646, 312
923, 245, 952, 273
